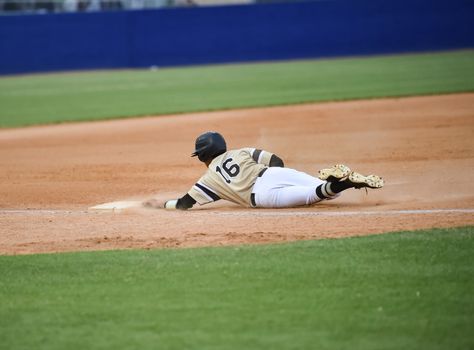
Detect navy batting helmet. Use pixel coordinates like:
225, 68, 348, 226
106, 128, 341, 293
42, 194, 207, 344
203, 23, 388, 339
191, 131, 227, 162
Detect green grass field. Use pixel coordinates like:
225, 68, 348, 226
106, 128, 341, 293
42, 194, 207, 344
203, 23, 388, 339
1, 227, 473, 350
0, 50, 473, 127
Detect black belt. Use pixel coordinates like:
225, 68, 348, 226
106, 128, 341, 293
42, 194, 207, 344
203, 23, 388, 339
251, 167, 268, 207
258, 167, 268, 178
251, 193, 257, 207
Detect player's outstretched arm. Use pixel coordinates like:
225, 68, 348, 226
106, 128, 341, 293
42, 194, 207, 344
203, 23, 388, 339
143, 194, 197, 210
164, 194, 197, 210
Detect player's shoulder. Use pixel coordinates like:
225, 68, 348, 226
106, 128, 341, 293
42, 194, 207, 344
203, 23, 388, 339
231, 147, 255, 155
228, 148, 256, 160
209, 148, 255, 166
214, 147, 251, 157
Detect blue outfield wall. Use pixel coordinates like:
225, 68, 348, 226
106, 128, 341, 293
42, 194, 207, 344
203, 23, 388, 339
0, 0, 473, 75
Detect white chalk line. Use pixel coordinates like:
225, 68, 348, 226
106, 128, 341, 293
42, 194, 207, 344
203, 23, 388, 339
216, 209, 474, 217
0, 208, 473, 217
0, 209, 88, 215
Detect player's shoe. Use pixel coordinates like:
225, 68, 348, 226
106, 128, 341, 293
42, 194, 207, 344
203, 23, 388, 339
318, 164, 384, 189
346, 171, 384, 189
318, 164, 351, 182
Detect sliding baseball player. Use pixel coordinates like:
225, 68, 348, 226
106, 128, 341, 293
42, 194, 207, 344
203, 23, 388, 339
144, 131, 383, 210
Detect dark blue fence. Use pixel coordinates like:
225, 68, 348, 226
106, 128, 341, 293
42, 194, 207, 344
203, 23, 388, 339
0, 0, 473, 75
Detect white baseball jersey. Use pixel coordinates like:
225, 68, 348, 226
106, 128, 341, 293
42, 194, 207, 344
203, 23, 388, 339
187, 148, 274, 207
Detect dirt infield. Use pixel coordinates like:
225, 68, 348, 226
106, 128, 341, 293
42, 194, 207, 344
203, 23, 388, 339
1, 94, 473, 255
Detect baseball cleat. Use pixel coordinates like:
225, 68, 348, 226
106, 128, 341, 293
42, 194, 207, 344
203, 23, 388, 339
318, 164, 351, 182
347, 171, 384, 189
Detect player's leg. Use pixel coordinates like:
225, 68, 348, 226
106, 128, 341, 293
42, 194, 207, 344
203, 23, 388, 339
252, 167, 336, 208
252, 165, 384, 208
263, 165, 384, 207
262, 167, 324, 187
262, 185, 324, 207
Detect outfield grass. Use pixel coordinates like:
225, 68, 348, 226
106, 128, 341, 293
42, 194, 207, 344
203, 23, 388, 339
0, 50, 473, 127
1, 226, 473, 350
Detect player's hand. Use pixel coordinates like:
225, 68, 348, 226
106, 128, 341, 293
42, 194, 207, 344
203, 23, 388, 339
164, 199, 178, 210
142, 198, 164, 209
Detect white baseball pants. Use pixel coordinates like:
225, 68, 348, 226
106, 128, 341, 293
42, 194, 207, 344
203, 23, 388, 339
251, 167, 338, 208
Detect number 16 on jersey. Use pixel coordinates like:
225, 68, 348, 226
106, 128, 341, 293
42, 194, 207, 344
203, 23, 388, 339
216, 158, 240, 183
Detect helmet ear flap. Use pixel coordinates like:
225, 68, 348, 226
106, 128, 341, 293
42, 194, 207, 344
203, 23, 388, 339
192, 131, 226, 162
197, 153, 207, 162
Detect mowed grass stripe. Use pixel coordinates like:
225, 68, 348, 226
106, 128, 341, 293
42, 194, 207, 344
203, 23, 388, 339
0, 50, 473, 127
1, 226, 473, 350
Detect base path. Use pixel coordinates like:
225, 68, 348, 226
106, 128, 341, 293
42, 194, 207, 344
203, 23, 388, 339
1, 94, 473, 255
